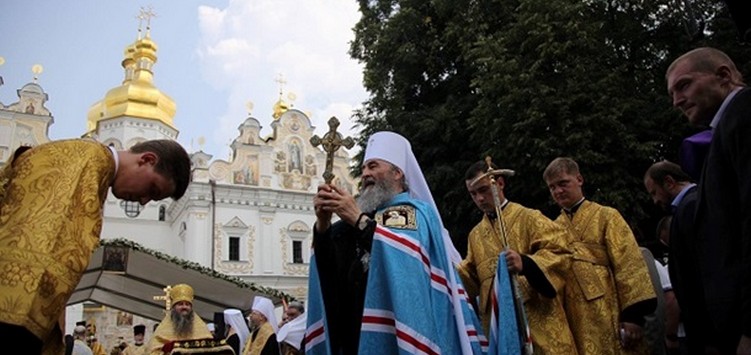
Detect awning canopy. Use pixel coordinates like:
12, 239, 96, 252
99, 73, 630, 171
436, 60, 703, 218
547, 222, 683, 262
68, 239, 290, 322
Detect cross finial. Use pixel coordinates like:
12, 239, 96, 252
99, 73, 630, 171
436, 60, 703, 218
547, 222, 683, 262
139, 6, 157, 37
310, 117, 355, 184
153, 285, 172, 310
274, 73, 287, 96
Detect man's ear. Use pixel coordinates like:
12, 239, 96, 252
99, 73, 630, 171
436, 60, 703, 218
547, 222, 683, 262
716, 65, 733, 84
663, 175, 677, 188
139, 152, 158, 166
496, 176, 506, 190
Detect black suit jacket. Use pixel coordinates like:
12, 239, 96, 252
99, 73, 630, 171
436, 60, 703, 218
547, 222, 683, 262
695, 87, 751, 350
669, 185, 715, 352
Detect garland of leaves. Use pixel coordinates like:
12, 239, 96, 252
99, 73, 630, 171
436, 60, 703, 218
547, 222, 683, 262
100, 238, 296, 302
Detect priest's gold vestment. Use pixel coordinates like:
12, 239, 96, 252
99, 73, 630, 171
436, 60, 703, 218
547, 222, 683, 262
242, 322, 275, 355
458, 202, 577, 354
0, 139, 115, 354
554, 200, 656, 355
146, 313, 213, 355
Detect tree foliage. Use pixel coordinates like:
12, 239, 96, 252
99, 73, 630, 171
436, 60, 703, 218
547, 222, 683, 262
349, 0, 751, 255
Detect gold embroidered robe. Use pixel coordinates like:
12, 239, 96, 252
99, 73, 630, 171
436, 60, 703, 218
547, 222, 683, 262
0, 139, 115, 354
146, 314, 213, 355
123, 343, 147, 355
242, 322, 275, 355
554, 200, 656, 355
458, 202, 577, 354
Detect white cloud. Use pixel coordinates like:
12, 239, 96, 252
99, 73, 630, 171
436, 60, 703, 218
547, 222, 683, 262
196, 0, 367, 152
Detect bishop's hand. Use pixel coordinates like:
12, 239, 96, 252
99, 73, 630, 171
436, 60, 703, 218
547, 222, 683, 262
314, 184, 362, 231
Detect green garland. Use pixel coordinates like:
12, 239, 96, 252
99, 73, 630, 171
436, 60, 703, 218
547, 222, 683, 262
100, 238, 296, 302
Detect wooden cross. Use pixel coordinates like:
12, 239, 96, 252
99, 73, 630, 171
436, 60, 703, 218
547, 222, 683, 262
310, 117, 354, 184
153, 285, 172, 310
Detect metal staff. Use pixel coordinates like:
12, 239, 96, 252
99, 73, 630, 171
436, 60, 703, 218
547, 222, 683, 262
470, 156, 533, 355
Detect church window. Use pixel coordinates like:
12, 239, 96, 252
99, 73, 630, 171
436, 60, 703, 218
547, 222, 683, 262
120, 200, 143, 218
292, 241, 303, 264
158, 205, 166, 221
229, 236, 240, 261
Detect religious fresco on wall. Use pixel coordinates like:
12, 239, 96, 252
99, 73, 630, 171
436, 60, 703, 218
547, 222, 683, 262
304, 154, 317, 176
288, 139, 303, 173
233, 155, 259, 185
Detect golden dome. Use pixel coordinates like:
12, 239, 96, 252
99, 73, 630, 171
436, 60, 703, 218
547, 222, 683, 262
272, 97, 289, 119
87, 33, 176, 132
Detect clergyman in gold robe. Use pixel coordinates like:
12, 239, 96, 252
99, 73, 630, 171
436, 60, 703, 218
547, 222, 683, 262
0, 138, 191, 354
543, 157, 657, 354
457, 160, 577, 354
146, 283, 217, 355
243, 296, 281, 355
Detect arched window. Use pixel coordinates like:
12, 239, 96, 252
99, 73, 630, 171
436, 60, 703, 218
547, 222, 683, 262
120, 200, 142, 218
158, 205, 166, 221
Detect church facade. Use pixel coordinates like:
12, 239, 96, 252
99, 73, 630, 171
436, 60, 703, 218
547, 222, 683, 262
0, 22, 357, 348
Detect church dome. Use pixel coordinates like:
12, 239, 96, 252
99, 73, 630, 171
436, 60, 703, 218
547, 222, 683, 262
87, 31, 176, 132
272, 98, 289, 120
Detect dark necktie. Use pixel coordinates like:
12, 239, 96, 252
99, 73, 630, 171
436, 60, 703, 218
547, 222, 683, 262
679, 129, 712, 182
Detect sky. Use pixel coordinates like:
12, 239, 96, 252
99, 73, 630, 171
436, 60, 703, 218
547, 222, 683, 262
0, 0, 369, 159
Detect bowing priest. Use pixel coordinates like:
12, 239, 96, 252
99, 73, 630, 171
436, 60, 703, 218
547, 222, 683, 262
0, 138, 191, 354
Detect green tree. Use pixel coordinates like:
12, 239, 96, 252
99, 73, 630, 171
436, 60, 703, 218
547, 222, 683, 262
350, 0, 751, 255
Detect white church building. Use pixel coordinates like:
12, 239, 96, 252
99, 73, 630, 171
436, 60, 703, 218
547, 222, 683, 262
0, 22, 357, 348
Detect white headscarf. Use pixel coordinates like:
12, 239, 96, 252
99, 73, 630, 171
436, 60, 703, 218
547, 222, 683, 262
362, 131, 461, 264
251, 296, 278, 333
223, 308, 250, 351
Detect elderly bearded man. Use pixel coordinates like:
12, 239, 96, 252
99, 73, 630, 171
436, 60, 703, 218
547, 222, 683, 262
306, 131, 486, 355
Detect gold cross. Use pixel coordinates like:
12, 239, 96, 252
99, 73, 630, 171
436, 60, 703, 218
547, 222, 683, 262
153, 285, 172, 310
310, 117, 355, 184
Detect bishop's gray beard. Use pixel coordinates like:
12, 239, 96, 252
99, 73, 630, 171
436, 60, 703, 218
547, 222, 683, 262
357, 179, 398, 213
170, 308, 195, 337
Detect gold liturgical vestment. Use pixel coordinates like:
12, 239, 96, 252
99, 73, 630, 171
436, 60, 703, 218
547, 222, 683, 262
458, 202, 577, 354
242, 322, 274, 355
146, 314, 213, 355
554, 200, 655, 355
0, 139, 115, 354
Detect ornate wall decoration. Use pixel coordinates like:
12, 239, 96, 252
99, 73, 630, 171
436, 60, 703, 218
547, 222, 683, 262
209, 161, 231, 181
279, 227, 310, 276
232, 155, 259, 186
274, 151, 287, 173
304, 154, 317, 176
280, 171, 311, 191
213, 221, 254, 274
287, 138, 303, 174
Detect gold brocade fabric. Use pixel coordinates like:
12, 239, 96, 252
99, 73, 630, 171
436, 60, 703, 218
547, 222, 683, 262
554, 200, 655, 355
457, 202, 577, 354
242, 322, 273, 355
123, 343, 147, 355
0, 140, 115, 349
146, 314, 213, 355
91, 341, 108, 355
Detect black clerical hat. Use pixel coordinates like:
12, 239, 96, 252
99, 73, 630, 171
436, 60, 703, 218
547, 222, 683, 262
75, 321, 86, 327
133, 324, 146, 335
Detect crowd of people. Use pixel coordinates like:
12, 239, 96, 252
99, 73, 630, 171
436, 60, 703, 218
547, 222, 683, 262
0, 26, 747, 354
307, 47, 750, 354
